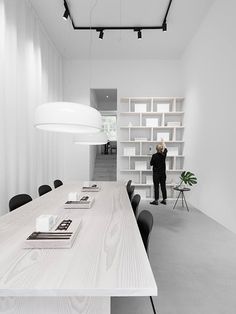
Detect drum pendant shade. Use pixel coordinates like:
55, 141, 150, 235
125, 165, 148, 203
74, 132, 108, 145
35, 102, 102, 133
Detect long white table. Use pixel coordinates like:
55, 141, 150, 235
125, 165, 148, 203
0, 182, 157, 313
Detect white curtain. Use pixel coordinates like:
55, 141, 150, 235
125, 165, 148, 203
0, 0, 64, 215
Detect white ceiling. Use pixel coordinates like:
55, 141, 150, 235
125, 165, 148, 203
30, 0, 216, 60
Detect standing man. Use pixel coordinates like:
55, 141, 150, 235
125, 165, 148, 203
150, 139, 168, 205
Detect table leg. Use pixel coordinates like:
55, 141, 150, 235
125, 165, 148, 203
173, 191, 181, 210
182, 191, 185, 207
182, 192, 189, 212
0, 297, 111, 314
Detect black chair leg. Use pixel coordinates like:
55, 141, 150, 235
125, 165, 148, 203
149, 296, 157, 314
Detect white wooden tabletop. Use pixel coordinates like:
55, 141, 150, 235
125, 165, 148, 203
0, 182, 157, 297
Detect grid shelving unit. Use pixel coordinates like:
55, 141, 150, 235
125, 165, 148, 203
118, 97, 185, 200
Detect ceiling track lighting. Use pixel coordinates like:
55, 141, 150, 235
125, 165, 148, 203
63, 0, 173, 35
162, 21, 167, 32
134, 28, 142, 40
97, 29, 104, 40
63, 9, 69, 20
138, 30, 142, 40
62, 0, 70, 20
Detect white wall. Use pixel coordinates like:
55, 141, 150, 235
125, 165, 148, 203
89, 89, 98, 180
63, 59, 184, 181
183, 0, 236, 232
0, 0, 64, 214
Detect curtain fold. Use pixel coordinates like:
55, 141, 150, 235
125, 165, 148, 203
0, 0, 63, 215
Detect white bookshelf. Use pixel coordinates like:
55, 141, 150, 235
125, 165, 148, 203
118, 96, 185, 200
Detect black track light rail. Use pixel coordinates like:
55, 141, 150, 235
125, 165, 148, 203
64, 0, 173, 33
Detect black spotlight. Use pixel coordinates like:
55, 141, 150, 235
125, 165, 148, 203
138, 29, 142, 40
163, 22, 167, 32
63, 1, 69, 20
99, 30, 104, 40
63, 9, 69, 20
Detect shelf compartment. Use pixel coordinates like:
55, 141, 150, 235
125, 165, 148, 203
121, 142, 141, 156
176, 128, 184, 141
119, 114, 140, 127
130, 128, 151, 142
142, 113, 163, 127
154, 129, 174, 142
153, 99, 174, 112
130, 99, 152, 113
175, 156, 184, 170
164, 114, 183, 127
119, 128, 130, 142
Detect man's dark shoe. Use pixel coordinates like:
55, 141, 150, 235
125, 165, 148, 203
150, 200, 158, 205
160, 200, 167, 205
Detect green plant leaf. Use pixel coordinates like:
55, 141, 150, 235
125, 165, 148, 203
179, 170, 197, 186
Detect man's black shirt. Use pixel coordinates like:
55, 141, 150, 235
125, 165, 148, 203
150, 148, 168, 174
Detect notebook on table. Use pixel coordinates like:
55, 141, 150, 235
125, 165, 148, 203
23, 217, 81, 249
81, 182, 101, 192
64, 195, 95, 209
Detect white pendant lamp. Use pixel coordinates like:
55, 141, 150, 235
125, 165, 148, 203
74, 132, 108, 145
35, 102, 102, 133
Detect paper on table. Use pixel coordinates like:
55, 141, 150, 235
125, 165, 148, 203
36, 215, 58, 232
68, 192, 78, 201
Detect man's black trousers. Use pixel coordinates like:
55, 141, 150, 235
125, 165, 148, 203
153, 172, 167, 201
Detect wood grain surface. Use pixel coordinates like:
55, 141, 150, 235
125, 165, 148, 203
0, 296, 110, 314
0, 182, 157, 298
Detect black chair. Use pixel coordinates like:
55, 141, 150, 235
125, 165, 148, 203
54, 179, 63, 189
9, 194, 32, 212
131, 194, 141, 218
126, 180, 132, 189
109, 141, 117, 154
126, 180, 134, 201
137, 210, 156, 314
38, 185, 52, 196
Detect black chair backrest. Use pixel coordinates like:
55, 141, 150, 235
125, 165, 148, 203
9, 194, 32, 212
38, 185, 52, 196
137, 210, 154, 255
127, 185, 134, 201
126, 180, 132, 189
131, 194, 141, 218
54, 179, 63, 189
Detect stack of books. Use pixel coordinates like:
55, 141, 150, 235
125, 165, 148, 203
64, 195, 95, 209
81, 183, 101, 192
24, 217, 81, 249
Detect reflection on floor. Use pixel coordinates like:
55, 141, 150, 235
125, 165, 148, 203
93, 154, 117, 181
112, 201, 236, 314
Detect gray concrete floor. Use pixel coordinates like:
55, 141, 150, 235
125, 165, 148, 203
112, 201, 236, 314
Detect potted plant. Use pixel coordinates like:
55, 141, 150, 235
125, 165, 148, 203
177, 171, 197, 188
